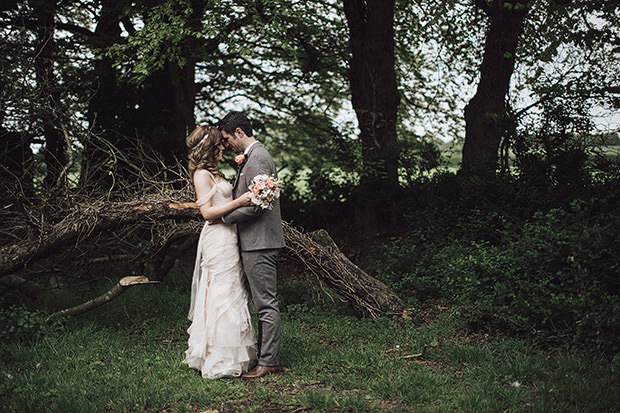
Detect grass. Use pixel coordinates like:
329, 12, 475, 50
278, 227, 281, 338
1, 268, 619, 412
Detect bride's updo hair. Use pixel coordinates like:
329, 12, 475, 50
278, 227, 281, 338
186, 125, 223, 178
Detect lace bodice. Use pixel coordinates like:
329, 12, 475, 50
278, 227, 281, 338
196, 173, 233, 207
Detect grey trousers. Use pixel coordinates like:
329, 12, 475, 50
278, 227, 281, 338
241, 248, 281, 367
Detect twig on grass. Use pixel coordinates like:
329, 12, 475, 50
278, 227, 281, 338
400, 344, 428, 359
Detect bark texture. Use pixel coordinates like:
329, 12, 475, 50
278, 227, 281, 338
462, 0, 529, 175
283, 227, 404, 318
30, 0, 67, 189
80, 0, 128, 189
343, 0, 401, 233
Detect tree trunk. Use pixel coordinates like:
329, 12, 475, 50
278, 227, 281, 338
461, 0, 529, 175
167, 0, 203, 140
283, 227, 404, 318
31, 0, 67, 190
0, 79, 33, 204
82, 1, 122, 188
0, 200, 200, 278
343, 0, 401, 234
136, 0, 204, 170
137, 68, 188, 169
81, 0, 139, 191
81, 0, 202, 191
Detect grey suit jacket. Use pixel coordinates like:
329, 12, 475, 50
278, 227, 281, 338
223, 142, 285, 251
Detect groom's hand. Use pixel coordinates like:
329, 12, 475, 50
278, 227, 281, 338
208, 217, 224, 225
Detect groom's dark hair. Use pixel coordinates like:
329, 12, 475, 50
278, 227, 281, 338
218, 111, 253, 137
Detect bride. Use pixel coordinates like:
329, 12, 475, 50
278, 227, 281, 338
183, 125, 257, 379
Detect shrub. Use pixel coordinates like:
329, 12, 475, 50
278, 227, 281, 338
0, 304, 63, 342
372, 200, 620, 353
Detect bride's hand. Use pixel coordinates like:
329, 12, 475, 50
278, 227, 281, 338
236, 191, 253, 207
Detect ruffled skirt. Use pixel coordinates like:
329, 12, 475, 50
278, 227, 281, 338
183, 223, 256, 379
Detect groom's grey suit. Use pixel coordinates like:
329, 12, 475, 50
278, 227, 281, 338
223, 142, 285, 367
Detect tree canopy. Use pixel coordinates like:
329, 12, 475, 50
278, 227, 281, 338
1, 0, 618, 303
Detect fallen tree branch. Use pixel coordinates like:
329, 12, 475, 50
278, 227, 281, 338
281, 226, 404, 318
3, 198, 404, 318
47, 276, 159, 319
0, 200, 200, 278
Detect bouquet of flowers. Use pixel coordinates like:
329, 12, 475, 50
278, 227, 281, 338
249, 174, 281, 210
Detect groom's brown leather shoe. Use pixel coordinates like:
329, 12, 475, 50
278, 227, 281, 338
241, 365, 280, 379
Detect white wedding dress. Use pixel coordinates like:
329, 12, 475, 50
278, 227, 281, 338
183, 173, 256, 379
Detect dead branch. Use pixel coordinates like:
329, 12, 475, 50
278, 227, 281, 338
3, 197, 404, 318
281, 226, 404, 318
47, 276, 159, 319
400, 345, 428, 359
0, 200, 200, 278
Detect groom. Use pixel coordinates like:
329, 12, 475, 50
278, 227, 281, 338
219, 111, 285, 379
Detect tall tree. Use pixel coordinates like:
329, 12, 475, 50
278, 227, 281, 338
79, 0, 132, 189
30, 0, 68, 189
79, 0, 208, 190
445, 0, 620, 175
343, 0, 401, 232
461, 0, 529, 175
133, 0, 206, 168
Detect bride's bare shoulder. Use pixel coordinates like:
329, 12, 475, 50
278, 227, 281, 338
194, 169, 216, 182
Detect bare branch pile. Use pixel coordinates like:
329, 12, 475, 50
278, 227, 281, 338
1, 195, 404, 318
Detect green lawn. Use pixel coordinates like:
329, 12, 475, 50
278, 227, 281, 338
1, 270, 618, 412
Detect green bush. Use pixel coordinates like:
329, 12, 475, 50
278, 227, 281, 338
0, 304, 63, 342
372, 200, 620, 352
280, 166, 358, 232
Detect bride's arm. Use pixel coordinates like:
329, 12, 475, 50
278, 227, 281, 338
194, 170, 252, 220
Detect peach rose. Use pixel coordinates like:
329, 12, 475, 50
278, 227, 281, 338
254, 181, 266, 191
